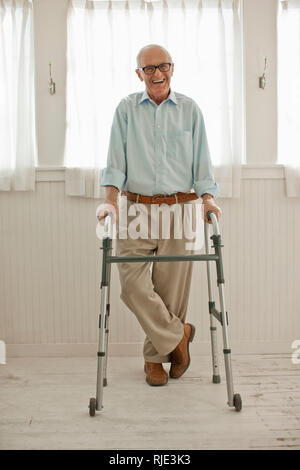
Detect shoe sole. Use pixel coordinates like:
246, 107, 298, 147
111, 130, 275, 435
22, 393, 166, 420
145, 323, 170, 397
170, 323, 196, 379
145, 377, 168, 386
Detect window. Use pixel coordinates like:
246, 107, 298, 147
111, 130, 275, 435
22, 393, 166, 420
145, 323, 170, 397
0, 0, 36, 191
65, 0, 244, 198
278, 0, 300, 166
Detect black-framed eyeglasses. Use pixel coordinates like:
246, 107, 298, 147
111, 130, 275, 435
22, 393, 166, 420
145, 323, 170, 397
136, 62, 173, 75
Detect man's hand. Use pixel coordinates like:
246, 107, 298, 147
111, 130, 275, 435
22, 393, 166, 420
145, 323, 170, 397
97, 201, 119, 225
97, 186, 119, 225
201, 194, 222, 224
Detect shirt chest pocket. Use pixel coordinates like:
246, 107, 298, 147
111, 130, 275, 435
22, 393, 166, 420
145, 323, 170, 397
167, 130, 192, 162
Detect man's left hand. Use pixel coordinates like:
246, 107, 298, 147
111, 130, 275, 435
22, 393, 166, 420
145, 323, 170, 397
202, 195, 222, 224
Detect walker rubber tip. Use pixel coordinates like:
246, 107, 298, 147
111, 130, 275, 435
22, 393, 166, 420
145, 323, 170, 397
212, 374, 221, 384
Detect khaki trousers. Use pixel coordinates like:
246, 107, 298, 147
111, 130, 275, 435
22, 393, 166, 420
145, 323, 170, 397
116, 197, 199, 363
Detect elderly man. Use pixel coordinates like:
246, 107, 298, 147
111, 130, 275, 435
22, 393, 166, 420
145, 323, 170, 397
98, 44, 221, 387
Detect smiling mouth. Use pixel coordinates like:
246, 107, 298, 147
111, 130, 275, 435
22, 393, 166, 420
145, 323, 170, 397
152, 79, 165, 84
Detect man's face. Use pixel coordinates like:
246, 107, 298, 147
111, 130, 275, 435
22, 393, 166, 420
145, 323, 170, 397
136, 47, 174, 101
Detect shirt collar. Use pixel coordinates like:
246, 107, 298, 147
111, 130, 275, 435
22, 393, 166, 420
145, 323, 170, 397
138, 89, 177, 105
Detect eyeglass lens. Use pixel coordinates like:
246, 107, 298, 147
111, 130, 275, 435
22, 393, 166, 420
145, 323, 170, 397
143, 63, 171, 74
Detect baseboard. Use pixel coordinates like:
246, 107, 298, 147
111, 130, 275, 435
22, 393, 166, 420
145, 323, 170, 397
5, 341, 293, 358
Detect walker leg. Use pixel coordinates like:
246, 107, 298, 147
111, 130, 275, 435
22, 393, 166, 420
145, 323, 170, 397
218, 283, 235, 407
96, 287, 108, 410
89, 236, 112, 416
103, 261, 112, 387
205, 223, 221, 384
211, 231, 242, 411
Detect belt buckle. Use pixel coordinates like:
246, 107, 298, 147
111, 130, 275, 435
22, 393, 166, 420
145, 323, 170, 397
152, 194, 163, 203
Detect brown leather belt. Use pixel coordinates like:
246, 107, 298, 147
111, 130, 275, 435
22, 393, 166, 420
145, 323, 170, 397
121, 191, 199, 205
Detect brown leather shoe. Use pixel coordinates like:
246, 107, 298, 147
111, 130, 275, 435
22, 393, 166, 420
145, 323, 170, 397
144, 362, 168, 386
169, 323, 196, 379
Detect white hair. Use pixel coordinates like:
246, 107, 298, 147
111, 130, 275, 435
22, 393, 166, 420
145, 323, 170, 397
136, 44, 173, 67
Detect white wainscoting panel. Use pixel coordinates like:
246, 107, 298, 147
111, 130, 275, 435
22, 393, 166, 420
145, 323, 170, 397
0, 175, 299, 356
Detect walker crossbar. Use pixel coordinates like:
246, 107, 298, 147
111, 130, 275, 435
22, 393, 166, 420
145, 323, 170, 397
106, 254, 219, 263
88, 210, 242, 416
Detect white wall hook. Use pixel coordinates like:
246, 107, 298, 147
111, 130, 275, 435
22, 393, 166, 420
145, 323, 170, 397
259, 57, 267, 89
49, 61, 56, 95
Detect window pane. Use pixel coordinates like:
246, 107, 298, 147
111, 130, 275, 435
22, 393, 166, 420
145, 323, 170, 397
65, 0, 243, 169
278, 3, 300, 165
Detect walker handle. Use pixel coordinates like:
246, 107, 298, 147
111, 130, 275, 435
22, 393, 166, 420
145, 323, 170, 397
206, 210, 215, 222
206, 210, 220, 236
104, 212, 113, 238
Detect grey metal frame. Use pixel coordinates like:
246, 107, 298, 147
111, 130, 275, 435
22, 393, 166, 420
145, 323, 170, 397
89, 211, 242, 415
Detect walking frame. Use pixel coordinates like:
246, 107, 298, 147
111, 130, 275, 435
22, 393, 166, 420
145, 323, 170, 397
89, 210, 242, 416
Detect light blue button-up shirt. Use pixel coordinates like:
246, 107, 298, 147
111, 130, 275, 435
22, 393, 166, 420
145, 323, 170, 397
101, 89, 219, 198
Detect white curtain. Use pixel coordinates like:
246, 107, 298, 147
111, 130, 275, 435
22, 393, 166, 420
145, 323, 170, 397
65, 0, 244, 198
0, 0, 36, 191
278, 0, 300, 196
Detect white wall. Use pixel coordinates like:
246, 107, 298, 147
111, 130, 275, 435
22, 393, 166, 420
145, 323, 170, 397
244, 0, 278, 164
34, 0, 68, 167
1, 170, 299, 357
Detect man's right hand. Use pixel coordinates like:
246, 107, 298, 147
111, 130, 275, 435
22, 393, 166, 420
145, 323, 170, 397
97, 201, 119, 225
97, 186, 119, 225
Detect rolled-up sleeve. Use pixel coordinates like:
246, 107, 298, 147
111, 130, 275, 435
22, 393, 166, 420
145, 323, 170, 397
192, 104, 219, 199
100, 100, 127, 190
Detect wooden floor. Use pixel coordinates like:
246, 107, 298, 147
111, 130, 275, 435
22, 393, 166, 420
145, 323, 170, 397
0, 354, 299, 450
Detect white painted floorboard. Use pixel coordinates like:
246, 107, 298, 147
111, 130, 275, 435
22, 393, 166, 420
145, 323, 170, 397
0, 354, 299, 450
